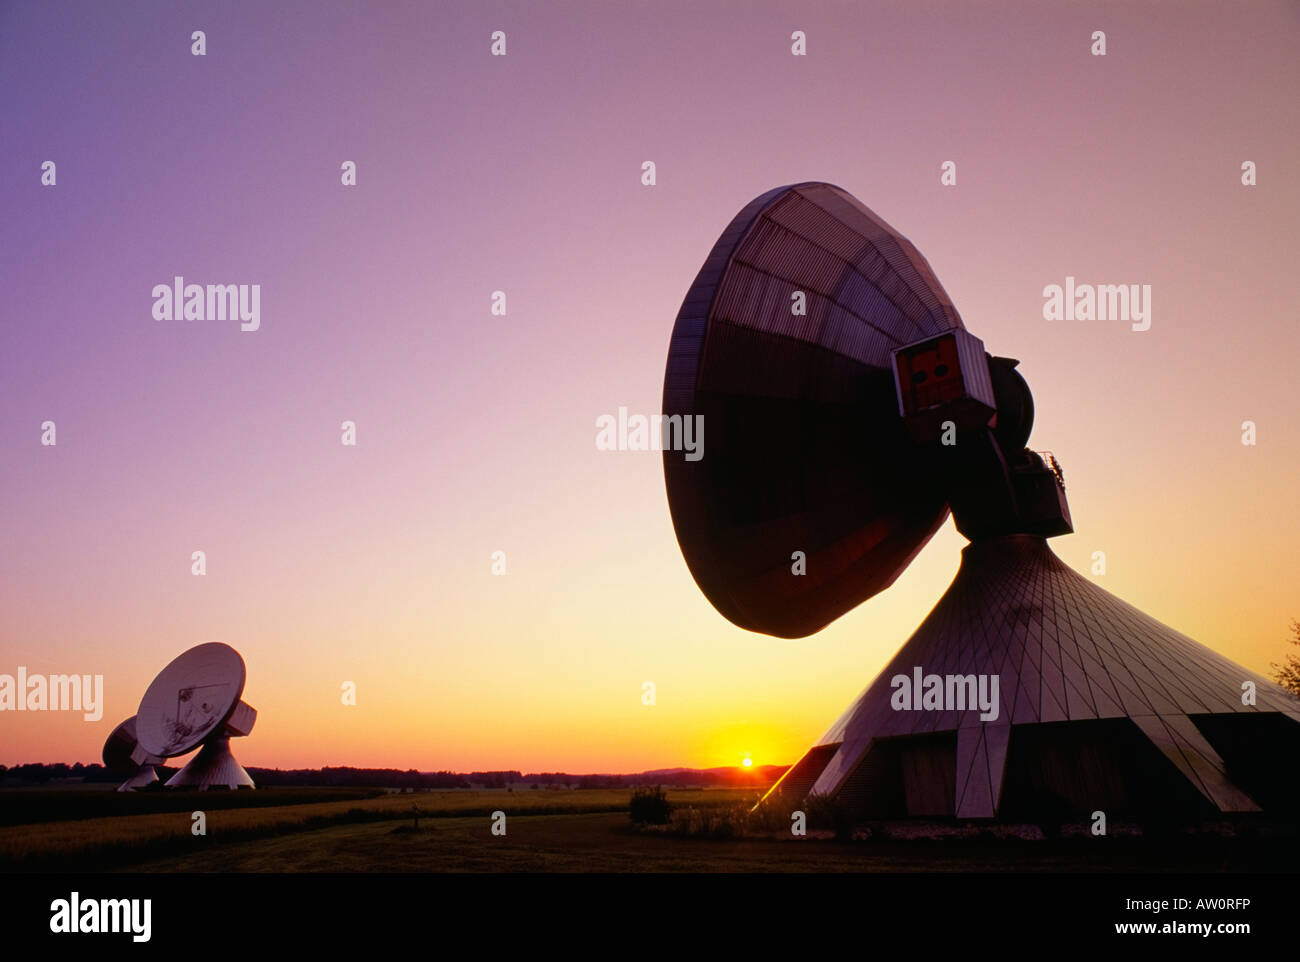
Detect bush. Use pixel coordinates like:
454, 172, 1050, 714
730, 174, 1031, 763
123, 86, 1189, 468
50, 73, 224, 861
629, 786, 673, 825
804, 793, 855, 841
669, 803, 751, 839
745, 792, 799, 834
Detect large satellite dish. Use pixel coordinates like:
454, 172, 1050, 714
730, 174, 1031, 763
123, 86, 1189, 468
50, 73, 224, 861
133, 643, 258, 790
663, 183, 1300, 821
102, 715, 161, 792
663, 181, 1061, 638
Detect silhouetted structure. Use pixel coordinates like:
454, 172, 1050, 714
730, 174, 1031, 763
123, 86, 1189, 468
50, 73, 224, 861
663, 183, 1300, 820
133, 643, 257, 790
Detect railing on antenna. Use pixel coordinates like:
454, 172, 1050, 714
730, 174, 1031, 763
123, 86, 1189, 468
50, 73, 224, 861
1037, 450, 1065, 490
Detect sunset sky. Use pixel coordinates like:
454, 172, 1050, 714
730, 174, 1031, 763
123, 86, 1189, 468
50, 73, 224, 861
2, 1, 1297, 772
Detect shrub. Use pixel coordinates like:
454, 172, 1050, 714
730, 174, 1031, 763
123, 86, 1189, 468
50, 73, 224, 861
629, 786, 673, 825
663, 802, 760, 839
804, 793, 855, 841
746, 793, 798, 834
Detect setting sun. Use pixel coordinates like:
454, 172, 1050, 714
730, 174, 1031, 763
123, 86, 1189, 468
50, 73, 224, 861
742, 756, 753, 768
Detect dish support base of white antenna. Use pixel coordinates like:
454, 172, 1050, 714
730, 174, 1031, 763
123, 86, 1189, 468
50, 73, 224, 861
116, 765, 159, 792
165, 736, 255, 790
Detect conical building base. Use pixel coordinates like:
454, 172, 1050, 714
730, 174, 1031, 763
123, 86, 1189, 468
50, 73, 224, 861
165, 736, 255, 791
762, 535, 1300, 821
116, 765, 159, 792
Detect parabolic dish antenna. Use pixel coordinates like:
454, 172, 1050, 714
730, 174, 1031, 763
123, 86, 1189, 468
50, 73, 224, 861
663, 182, 1300, 821
101, 715, 161, 792
133, 642, 257, 790
663, 181, 1061, 638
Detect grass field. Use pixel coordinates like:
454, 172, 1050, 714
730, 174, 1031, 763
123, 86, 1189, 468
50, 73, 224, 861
0, 786, 385, 827
0, 788, 752, 871
127, 812, 1300, 873
4, 787, 1297, 872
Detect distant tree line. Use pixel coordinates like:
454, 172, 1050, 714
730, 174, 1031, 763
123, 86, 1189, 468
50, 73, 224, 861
250, 768, 475, 789
2, 762, 787, 789
520, 768, 786, 789
0, 763, 119, 785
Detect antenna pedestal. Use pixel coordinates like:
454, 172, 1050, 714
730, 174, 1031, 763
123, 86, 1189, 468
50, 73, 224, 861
760, 535, 1300, 820
165, 735, 255, 790
116, 765, 160, 792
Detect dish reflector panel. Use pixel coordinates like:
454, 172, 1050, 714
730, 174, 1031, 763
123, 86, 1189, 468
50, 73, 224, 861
662, 182, 965, 637
135, 642, 246, 759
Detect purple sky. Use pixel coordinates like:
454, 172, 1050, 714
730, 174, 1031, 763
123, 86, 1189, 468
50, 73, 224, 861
2, 0, 1297, 770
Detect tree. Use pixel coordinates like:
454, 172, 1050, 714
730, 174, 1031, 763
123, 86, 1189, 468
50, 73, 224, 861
1268, 619, 1300, 697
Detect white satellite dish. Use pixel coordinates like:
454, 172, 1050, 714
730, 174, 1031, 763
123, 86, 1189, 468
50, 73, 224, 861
102, 715, 162, 791
132, 642, 258, 790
